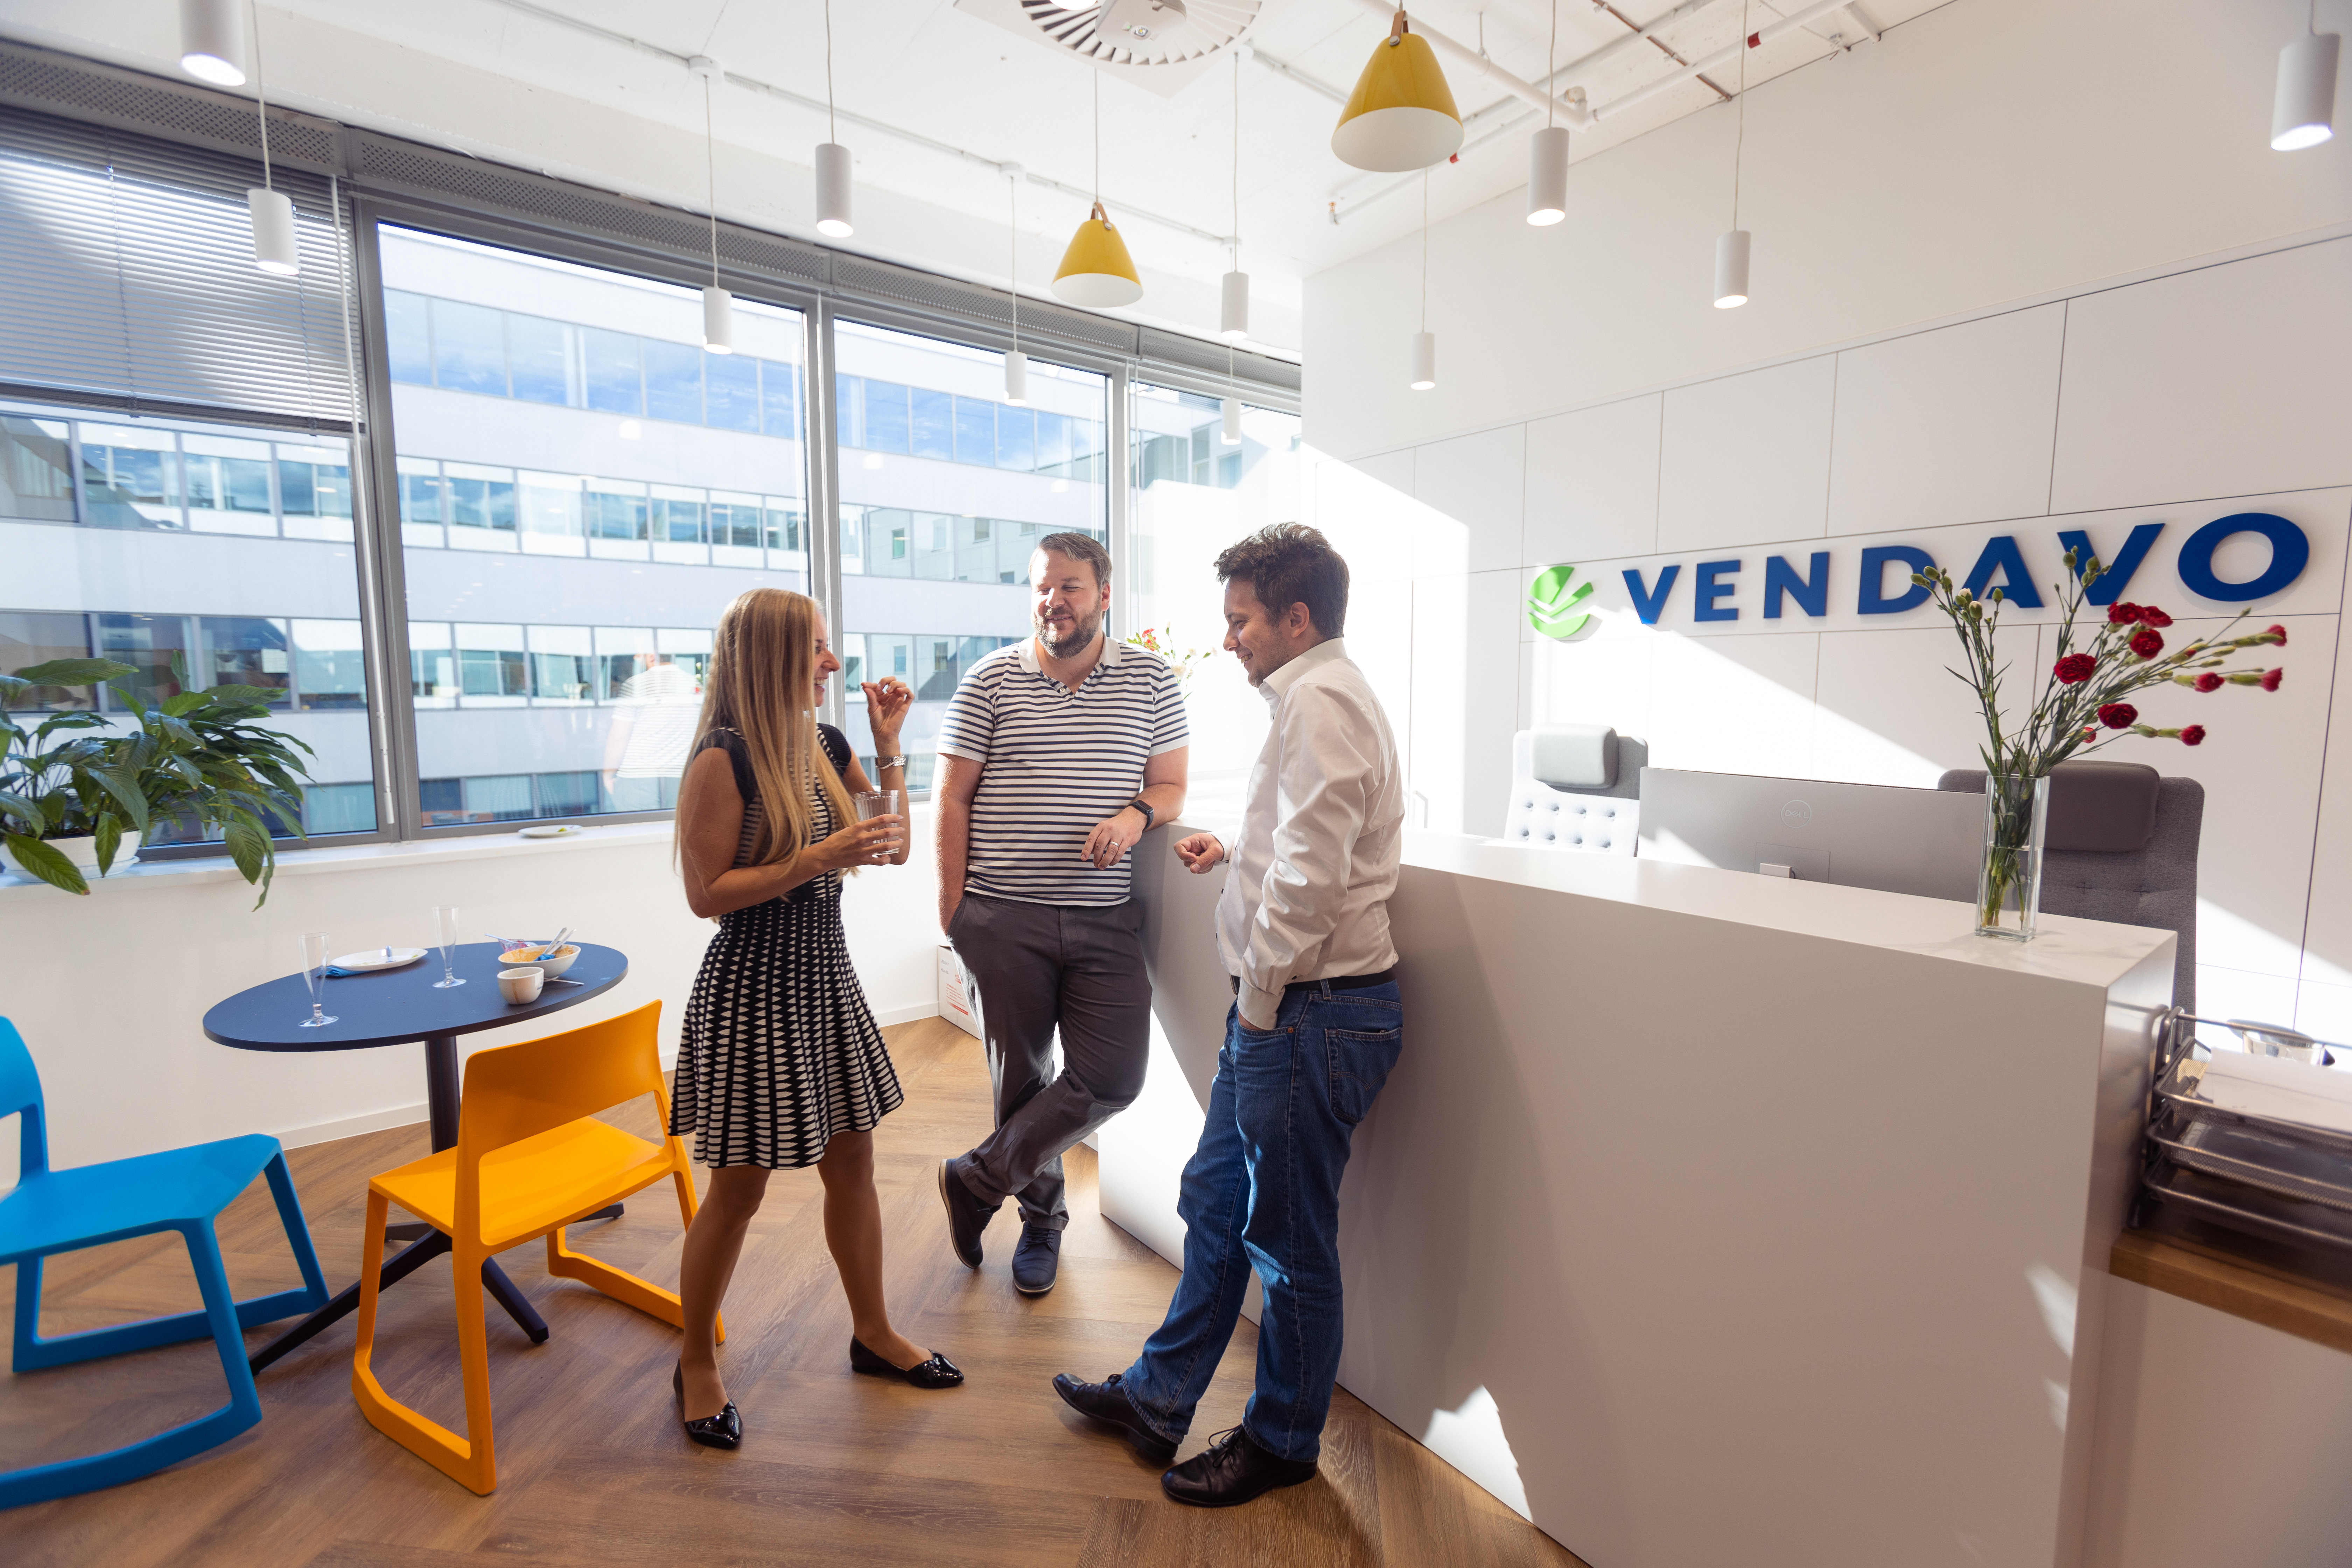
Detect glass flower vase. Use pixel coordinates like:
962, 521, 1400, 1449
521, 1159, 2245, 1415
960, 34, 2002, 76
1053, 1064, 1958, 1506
1976, 772, 2050, 940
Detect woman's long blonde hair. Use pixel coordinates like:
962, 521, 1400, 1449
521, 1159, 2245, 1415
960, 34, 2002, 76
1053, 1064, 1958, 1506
682, 587, 854, 874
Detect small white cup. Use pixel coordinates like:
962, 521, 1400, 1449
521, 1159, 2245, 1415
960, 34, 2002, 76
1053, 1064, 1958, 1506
498, 967, 545, 1005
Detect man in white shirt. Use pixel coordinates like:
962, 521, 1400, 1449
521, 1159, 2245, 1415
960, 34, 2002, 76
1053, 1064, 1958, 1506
1051, 524, 1405, 1510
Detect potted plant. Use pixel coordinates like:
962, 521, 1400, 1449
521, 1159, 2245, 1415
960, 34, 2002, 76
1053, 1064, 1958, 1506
1919, 552, 2285, 940
2, 654, 317, 904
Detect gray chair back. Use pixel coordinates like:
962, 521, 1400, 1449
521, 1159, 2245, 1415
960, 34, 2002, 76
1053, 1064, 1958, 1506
1937, 765, 2203, 1011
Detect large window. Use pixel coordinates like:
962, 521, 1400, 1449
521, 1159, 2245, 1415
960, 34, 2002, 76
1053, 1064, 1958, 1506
378, 228, 810, 825
1128, 383, 1314, 817
834, 322, 1109, 792
1, 402, 380, 839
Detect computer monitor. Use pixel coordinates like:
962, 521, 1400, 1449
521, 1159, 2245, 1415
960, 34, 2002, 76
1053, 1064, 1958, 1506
1637, 768, 1983, 902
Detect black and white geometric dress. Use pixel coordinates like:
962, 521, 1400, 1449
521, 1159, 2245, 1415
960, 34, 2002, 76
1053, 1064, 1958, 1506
668, 722, 904, 1169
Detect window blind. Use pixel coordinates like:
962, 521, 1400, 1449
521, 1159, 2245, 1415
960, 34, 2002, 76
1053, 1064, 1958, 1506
0, 108, 354, 427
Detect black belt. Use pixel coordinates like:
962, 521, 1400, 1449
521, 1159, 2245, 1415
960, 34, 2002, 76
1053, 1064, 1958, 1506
1231, 967, 1396, 997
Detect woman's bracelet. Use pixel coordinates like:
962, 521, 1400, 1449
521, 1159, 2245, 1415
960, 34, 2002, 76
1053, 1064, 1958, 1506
873, 754, 907, 770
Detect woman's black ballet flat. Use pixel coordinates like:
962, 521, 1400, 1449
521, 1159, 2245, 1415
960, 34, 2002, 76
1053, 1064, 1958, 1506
673, 1363, 743, 1449
849, 1337, 965, 1390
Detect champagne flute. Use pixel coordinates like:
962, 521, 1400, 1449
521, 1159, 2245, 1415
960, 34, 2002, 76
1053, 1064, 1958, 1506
432, 905, 466, 988
299, 933, 338, 1028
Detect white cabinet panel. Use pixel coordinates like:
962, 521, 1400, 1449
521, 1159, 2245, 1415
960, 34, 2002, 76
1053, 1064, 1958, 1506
1414, 425, 1526, 576
1526, 618, 1819, 782
2051, 238, 2352, 514
2294, 603, 2352, 990
1410, 570, 1521, 837
1810, 622, 2043, 788
1347, 447, 1415, 497
1524, 394, 1662, 567
1828, 304, 2066, 535
1658, 355, 1837, 554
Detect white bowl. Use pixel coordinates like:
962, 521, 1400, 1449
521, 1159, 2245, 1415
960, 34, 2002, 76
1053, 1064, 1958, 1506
505, 942, 579, 979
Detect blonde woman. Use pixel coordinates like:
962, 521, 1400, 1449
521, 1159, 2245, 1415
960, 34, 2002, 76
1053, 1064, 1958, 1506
670, 588, 960, 1451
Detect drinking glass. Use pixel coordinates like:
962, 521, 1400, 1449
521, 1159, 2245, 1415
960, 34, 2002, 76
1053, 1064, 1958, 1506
299, 933, 338, 1029
432, 905, 466, 988
853, 788, 905, 859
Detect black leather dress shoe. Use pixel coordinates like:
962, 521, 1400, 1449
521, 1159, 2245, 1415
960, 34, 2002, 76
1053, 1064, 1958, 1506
1050, 1372, 1176, 1464
673, 1363, 742, 1450
849, 1337, 965, 1389
937, 1158, 998, 1268
1011, 1224, 1061, 1296
1161, 1426, 1317, 1508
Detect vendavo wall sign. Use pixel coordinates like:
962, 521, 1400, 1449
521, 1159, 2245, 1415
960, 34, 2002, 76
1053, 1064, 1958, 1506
1605, 513, 2314, 627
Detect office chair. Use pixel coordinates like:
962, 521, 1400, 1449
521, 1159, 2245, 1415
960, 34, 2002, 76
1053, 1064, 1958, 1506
1502, 726, 1647, 854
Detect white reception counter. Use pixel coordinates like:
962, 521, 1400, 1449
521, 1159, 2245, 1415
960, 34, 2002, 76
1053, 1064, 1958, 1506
1102, 825, 2174, 1568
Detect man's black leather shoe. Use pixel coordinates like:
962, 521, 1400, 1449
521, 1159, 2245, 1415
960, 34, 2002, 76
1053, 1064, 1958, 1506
1011, 1224, 1060, 1295
1051, 1372, 1176, 1464
1161, 1426, 1317, 1508
937, 1158, 997, 1268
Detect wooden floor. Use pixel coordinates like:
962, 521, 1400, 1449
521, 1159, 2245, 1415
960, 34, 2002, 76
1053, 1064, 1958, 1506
4, 1017, 1580, 1567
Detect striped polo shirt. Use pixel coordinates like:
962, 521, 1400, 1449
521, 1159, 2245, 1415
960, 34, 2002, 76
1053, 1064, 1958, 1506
936, 633, 1188, 906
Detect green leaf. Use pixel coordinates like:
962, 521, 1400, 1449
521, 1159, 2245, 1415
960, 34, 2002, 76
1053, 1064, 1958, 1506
3, 832, 88, 894
11, 657, 135, 687
93, 812, 121, 875
0, 791, 41, 832
221, 814, 270, 885
161, 690, 208, 716
202, 684, 282, 705
91, 762, 150, 832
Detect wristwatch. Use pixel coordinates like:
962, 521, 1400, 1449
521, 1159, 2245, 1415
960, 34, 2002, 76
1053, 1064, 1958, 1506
1126, 797, 1155, 830
873, 755, 907, 770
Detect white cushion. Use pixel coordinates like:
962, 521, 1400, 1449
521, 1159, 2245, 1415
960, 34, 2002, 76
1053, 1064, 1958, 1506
1526, 725, 1616, 791
1502, 783, 1640, 854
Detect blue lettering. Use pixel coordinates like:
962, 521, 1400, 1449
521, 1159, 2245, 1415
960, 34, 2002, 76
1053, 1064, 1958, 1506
1858, 545, 1935, 615
1694, 559, 1741, 622
1764, 552, 1829, 619
1622, 564, 1681, 625
1962, 534, 2044, 608
2177, 513, 2310, 603
2056, 522, 2164, 606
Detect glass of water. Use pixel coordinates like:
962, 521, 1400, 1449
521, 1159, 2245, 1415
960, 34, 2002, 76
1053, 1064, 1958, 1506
853, 789, 904, 859
299, 933, 337, 1029
432, 906, 466, 988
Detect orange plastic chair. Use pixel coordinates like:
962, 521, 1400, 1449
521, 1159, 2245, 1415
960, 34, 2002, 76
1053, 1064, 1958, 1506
350, 1000, 717, 1493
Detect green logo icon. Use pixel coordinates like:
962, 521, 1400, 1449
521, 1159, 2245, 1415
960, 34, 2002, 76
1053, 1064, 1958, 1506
1527, 563, 1595, 640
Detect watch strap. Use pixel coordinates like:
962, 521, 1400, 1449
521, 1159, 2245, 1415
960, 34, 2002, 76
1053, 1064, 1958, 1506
1127, 797, 1155, 830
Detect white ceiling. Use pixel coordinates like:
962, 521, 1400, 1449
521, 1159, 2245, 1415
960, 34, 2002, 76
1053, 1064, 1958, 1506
0, 0, 1950, 352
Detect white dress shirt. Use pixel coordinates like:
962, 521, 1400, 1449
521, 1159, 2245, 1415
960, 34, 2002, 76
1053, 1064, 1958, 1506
1215, 638, 1405, 1029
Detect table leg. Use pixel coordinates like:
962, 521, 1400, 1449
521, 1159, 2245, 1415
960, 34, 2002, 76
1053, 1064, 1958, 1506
248, 1229, 450, 1374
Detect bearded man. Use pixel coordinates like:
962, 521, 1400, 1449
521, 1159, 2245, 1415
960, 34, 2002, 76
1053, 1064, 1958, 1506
932, 530, 1189, 1297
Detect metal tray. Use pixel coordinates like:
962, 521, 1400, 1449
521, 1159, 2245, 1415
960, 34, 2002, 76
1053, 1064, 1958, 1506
2150, 1104, 2352, 1212
2142, 1159, 2352, 1254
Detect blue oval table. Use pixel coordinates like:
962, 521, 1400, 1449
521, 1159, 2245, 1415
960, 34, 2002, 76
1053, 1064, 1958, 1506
203, 941, 630, 1373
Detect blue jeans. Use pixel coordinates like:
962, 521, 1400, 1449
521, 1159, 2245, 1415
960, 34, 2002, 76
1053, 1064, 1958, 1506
1119, 980, 1404, 1464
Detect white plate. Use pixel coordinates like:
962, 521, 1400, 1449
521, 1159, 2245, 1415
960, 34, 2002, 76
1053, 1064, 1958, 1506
332, 947, 427, 971
519, 824, 584, 839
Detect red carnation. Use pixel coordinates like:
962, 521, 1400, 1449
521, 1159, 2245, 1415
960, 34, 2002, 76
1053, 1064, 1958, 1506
2129, 628, 2164, 658
2139, 607, 2173, 628
2194, 672, 2223, 692
2268, 624, 2288, 645
2098, 702, 2138, 729
2054, 653, 2097, 684
2107, 603, 2143, 624
2180, 724, 2206, 746
2261, 668, 2283, 692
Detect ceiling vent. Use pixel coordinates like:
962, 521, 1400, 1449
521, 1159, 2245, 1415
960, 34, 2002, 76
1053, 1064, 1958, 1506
955, 0, 1259, 95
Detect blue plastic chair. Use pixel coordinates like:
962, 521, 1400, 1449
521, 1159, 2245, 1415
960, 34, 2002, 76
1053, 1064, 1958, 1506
0, 1016, 329, 1508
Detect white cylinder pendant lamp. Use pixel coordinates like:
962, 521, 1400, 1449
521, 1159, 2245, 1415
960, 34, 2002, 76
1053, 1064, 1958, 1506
1220, 270, 1250, 340
247, 188, 299, 275
1714, 229, 1751, 309
180, 0, 247, 86
1409, 331, 1436, 391
2273, 29, 2340, 150
1527, 126, 1569, 226
814, 142, 854, 237
1004, 349, 1029, 406
702, 285, 734, 354
1220, 396, 1242, 445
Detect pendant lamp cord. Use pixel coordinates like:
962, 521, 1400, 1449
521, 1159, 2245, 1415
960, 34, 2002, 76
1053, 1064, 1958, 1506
1731, 0, 1749, 230
1546, 0, 1557, 130
1420, 169, 1429, 333
824, 0, 837, 142
1092, 68, 1101, 207
1231, 52, 1240, 272
704, 77, 718, 287
1008, 173, 1018, 356
248, 0, 273, 191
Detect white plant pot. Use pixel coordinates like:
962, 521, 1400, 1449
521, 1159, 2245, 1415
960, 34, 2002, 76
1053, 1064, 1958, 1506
46, 831, 143, 874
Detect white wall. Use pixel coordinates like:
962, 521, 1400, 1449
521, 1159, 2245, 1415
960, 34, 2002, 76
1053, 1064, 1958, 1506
0, 810, 943, 1178
1304, 0, 2352, 461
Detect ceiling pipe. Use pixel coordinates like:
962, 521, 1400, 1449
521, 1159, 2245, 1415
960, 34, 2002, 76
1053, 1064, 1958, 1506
1587, 0, 1864, 125
1344, 0, 1591, 128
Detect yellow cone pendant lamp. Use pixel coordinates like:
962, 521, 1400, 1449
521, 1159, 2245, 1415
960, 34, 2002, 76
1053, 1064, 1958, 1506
1332, 8, 1462, 173
1053, 201, 1142, 308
